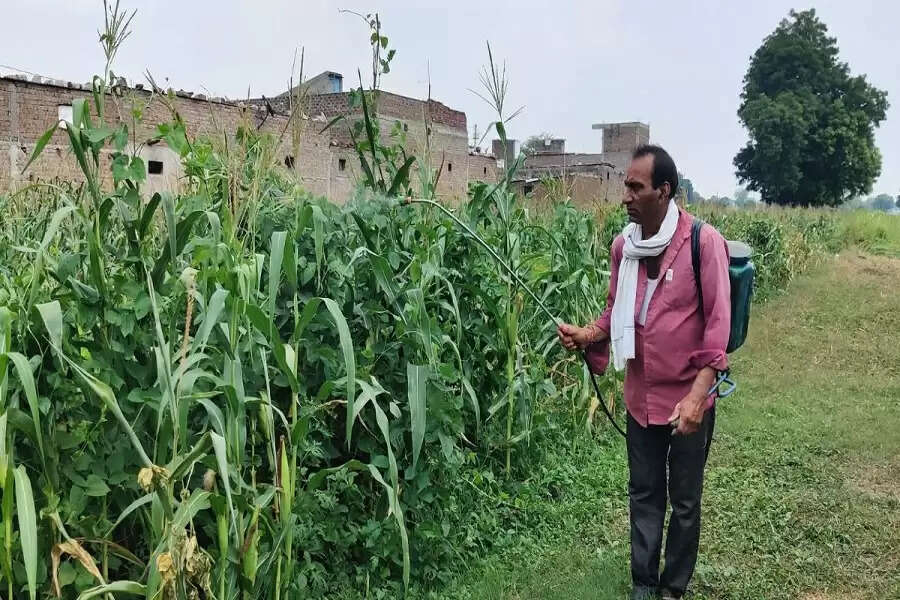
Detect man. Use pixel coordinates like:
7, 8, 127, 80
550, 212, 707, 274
558, 145, 731, 600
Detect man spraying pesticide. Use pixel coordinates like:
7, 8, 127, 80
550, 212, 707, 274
557, 145, 754, 600
407, 144, 753, 600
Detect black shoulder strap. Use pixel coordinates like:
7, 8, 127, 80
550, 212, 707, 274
691, 218, 704, 312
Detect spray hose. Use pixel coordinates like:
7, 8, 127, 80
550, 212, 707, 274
403, 198, 627, 437
402, 198, 738, 438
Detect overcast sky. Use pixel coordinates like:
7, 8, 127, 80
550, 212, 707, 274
3, 0, 898, 198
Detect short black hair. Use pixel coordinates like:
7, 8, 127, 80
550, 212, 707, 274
632, 144, 678, 200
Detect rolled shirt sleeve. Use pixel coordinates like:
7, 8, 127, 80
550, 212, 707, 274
688, 225, 731, 372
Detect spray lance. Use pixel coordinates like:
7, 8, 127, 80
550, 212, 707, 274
402, 197, 627, 436
402, 197, 734, 437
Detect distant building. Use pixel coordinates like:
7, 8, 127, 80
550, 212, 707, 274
504, 121, 650, 208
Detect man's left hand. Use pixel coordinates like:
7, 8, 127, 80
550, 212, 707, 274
668, 392, 707, 435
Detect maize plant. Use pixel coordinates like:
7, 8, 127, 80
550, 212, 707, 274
0, 5, 618, 599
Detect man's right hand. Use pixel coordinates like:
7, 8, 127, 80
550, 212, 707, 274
557, 323, 600, 350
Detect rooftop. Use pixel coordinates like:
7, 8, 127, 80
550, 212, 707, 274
0, 68, 249, 109
591, 121, 649, 129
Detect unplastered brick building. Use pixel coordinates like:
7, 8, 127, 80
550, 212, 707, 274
0, 69, 498, 203
506, 121, 650, 208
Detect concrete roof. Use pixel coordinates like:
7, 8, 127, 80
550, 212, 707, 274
591, 122, 649, 129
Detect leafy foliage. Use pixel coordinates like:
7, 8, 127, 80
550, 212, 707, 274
520, 133, 557, 156
734, 9, 889, 207
866, 193, 897, 212
1, 7, 883, 600
0, 53, 615, 600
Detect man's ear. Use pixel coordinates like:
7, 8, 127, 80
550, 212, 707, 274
660, 182, 671, 202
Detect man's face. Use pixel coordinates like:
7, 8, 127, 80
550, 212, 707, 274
623, 154, 668, 225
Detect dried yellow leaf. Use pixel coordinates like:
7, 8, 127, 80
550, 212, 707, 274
51, 539, 103, 598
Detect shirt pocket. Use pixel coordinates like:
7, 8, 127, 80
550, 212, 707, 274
658, 259, 699, 312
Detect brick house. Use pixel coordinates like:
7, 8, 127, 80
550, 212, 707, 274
0, 70, 498, 203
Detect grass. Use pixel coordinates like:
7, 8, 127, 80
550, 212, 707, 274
840, 211, 900, 258
439, 249, 900, 600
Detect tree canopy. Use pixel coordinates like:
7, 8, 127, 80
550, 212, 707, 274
868, 194, 897, 212
521, 132, 556, 156
734, 9, 889, 207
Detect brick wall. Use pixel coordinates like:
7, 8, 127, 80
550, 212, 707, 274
466, 153, 498, 184
518, 172, 625, 211
0, 76, 488, 204
523, 151, 631, 177
303, 89, 474, 200
306, 90, 466, 131
601, 123, 649, 154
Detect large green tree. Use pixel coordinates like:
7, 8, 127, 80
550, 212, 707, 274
734, 9, 889, 207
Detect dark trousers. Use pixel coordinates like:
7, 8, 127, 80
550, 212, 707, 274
626, 407, 715, 596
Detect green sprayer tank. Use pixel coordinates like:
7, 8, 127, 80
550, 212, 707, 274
726, 240, 754, 353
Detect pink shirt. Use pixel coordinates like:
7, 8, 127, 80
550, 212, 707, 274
586, 209, 731, 427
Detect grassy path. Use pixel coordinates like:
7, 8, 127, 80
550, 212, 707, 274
444, 251, 900, 600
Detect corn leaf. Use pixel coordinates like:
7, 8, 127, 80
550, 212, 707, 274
318, 114, 345, 134
358, 79, 385, 188
387, 156, 416, 197
350, 212, 378, 252
244, 302, 299, 393
167, 432, 212, 480
27, 206, 77, 311
86, 230, 107, 299
210, 432, 237, 538
106, 493, 153, 536
192, 288, 228, 354
0, 413, 8, 484
283, 232, 297, 292
352, 377, 387, 423
72, 98, 87, 130
23, 122, 60, 171
36, 300, 64, 356
311, 206, 325, 284
370, 254, 399, 304
77, 538, 144, 568
196, 398, 227, 438
369, 386, 411, 588
163, 195, 177, 277
172, 489, 211, 531
291, 297, 321, 343
64, 126, 92, 192
462, 376, 481, 433
407, 364, 428, 469
138, 193, 162, 241
66, 358, 152, 467
76, 580, 146, 600
320, 298, 356, 446
268, 231, 287, 318
5, 407, 38, 448
13, 465, 38, 600
0, 468, 11, 586
366, 459, 410, 590
7, 353, 45, 466
151, 208, 205, 286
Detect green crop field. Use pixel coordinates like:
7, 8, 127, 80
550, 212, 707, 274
0, 6, 898, 600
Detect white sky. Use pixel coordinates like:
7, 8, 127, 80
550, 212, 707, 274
3, 0, 898, 198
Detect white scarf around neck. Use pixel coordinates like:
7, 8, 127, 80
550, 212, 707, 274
610, 200, 679, 371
